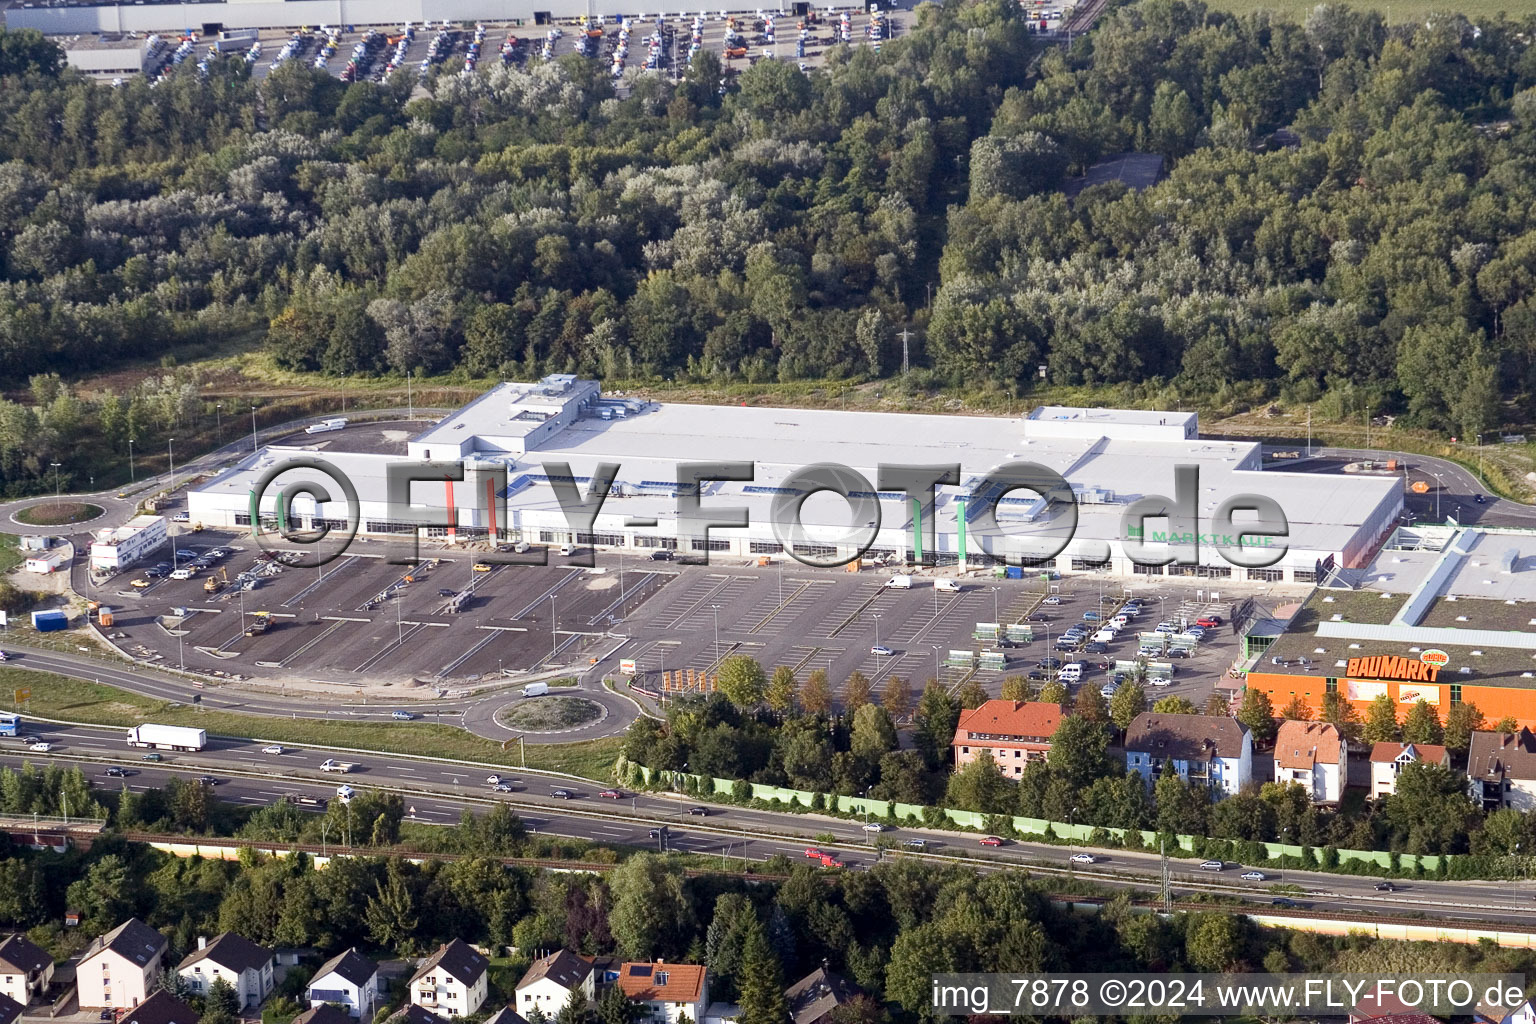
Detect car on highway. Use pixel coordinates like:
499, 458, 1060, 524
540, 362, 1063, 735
862, 822, 886, 832
903, 838, 927, 849
1199, 860, 1225, 871
196, 775, 220, 786
1475, 493, 1486, 504
335, 784, 355, 802
103, 766, 127, 777
978, 836, 1005, 847
1240, 870, 1267, 882
28, 742, 50, 752
870, 645, 894, 656
551, 788, 574, 799
262, 745, 284, 754
1070, 852, 1096, 864
472, 563, 492, 572
1271, 897, 1305, 908
688, 805, 710, 815
493, 783, 515, 793
805, 847, 823, 858
1374, 881, 1397, 892
390, 710, 415, 720
648, 828, 663, 839
141, 752, 162, 761
598, 789, 625, 799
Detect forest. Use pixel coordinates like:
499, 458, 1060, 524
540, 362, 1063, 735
618, 658, 1536, 862
4, 0, 1536, 494
5, 814, 1536, 1024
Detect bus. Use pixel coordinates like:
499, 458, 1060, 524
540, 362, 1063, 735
0, 713, 19, 738
305, 418, 348, 434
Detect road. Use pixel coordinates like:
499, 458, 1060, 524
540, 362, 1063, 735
1, 646, 641, 745
1312, 445, 1536, 527
8, 728, 1536, 926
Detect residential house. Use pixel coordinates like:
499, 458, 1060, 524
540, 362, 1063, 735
482, 1007, 530, 1024
1351, 994, 1435, 1023
77, 918, 169, 1009
177, 933, 275, 1010
616, 963, 708, 1024
293, 1007, 358, 1024
409, 939, 489, 1019
1124, 713, 1252, 797
1369, 742, 1450, 798
515, 951, 595, 1016
0, 933, 54, 1005
1272, 721, 1347, 803
0, 992, 22, 1024
786, 966, 861, 1024
1476, 995, 1536, 1024
307, 948, 381, 1021
951, 701, 1062, 777
119, 991, 199, 1024
1467, 728, 1536, 812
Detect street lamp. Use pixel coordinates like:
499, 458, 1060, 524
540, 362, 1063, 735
251, 405, 258, 453
992, 587, 999, 622
873, 611, 882, 650
215, 402, 223, 447
1431, 472, 1443, 520
550, 593, 558, 662
1068, 805, 1077, 874
167, 437, 175, 495
711, 604, 721, 663
128, 438, 135, 483
932, 645, 941, 685
50, 462, 61, 515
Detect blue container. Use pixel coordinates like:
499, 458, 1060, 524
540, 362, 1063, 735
31, 609, 68, 632
1004, 566, 1023, 579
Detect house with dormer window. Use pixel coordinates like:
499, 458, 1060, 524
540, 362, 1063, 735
1369, 742, 1449, 798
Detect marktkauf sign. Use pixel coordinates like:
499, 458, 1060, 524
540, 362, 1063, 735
1347, 654, 1445, 683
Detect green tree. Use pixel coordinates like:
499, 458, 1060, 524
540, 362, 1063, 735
65, 854, 132, 933
945, 755, 1015, 814
363, 860, 419, 954
1152, 696, 1197, 714
955, 678, 988, 710
717, 656, 767, 709
1236, 689, 1277, 746
1401, 699, 1443, 744
1203, 693, 1230, 717
1443, 701, 1484, 756
736, 915, 788, 1024
1109, 681, 1147, 730
205, 978, 240, 1019
1492, 715, 1521, 734
765, 666, 798, 714
850, 704, 898, 764
1185, 914, 1245, 971
843, 670, 873, 713
1280, 695, 1311, 721
1073, 685, 1108, 725
1038, 681, 1069, 706
1363, 695, 1400, 743
881, 675, 912, 720
608, 854, 693, 959
801, 670, 833, 715
597, 984, 640, 1024
1000, 677, 1034, 702
914, 682, 961, 768
1045, 715, 1112, 790
0, 28, 65, 77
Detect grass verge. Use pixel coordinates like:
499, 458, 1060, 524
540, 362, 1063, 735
2, 669, 621, 780
14, 502, 104, 527
0, 535, 19, 574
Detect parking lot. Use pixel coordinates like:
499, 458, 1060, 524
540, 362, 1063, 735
618, 562, 1275, 711
87, 534, 675, 688
126, 3, 1069, 89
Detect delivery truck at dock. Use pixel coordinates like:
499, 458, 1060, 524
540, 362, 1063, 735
126, 724, 207, 751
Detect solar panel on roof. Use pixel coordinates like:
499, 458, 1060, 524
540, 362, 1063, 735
629, 965, 653, 977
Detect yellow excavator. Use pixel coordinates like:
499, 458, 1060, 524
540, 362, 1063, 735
204, 568, 229, 593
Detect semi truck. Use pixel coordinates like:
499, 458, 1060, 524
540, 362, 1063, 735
126, 724, 207, 751
319, 758, 356, 773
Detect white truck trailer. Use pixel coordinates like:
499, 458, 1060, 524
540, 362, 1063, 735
126, 724, 207, 751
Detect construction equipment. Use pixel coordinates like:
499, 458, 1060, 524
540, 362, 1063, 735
204, 568, 230, 593
244, 611, 272, 636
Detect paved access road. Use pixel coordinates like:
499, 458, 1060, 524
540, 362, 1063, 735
9, 727, 1536, 925
1315, 445, 1536, 527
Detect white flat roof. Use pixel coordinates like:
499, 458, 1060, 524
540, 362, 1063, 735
409, 376, 599, 450
1441, 530, 1536, 601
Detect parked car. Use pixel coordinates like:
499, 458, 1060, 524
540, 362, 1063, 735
1042, 595, 1061, 605
1240, 870, 1267, 881
1037, 657, 1062, 669
870, 645, 894, 656
1195, 615, 1222, 628
1084, 642, 1108, 654
1149, 675, 1172, 687
650, 550, 673, 561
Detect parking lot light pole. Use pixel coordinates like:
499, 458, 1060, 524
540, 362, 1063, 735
50, 462, 61, 515
215, 403, 222, 447
251, 405, 257, 453
550, 593, 558, 662
712, 605, 721, 663
873, 612, 881, 649
167, 437, 175, 497
129, 438, 135, 483
1431, 472, 1443, 520
1068, 805, 1076, 874
992, 587, 999, 622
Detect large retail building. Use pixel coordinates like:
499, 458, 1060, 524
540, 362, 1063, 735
188, 376, 1401, 584
1245, 524, 1536, 731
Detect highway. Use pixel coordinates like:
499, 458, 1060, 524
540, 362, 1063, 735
7, 726, 1536, 926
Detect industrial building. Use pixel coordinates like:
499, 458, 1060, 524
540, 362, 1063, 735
61, 34, 147, 77
188, 376, 1400, 583
89, 515, 168, 571
1244, 524, 1536, 731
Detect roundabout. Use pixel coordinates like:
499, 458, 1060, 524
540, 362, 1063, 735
11, 501, 105, 527
494, 694, 608, 734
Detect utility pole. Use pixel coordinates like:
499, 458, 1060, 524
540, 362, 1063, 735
898, 327, 912, 375
251, 405, 258, 453
1161, 837, 1172, 914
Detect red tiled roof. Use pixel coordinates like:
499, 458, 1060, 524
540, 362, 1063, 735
1368, 742, 1448, 765
952, 701, 1062, 746
1274, 720, 1342, 769
616, 963, 705, 1004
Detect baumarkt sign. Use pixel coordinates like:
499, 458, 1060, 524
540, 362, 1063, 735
1346, 655, 1444, 683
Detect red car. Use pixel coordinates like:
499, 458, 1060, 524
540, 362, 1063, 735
598, 789, 624, 799
1195, 615, 1223, 628
804, 847, 823, 858
819, 855, 843, 868
979, 836, 1006, 847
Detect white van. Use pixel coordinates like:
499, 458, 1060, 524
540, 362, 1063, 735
884, 574, 913, 589
1091, 629, 1116, 644
1058, 663, 1083, 683
935, 578, 962, 593
522, 682, 550, 698
169, 568, 195, 580
559, 544, 577, 556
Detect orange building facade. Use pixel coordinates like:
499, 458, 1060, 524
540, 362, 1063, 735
1245, 663, 1536, 733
